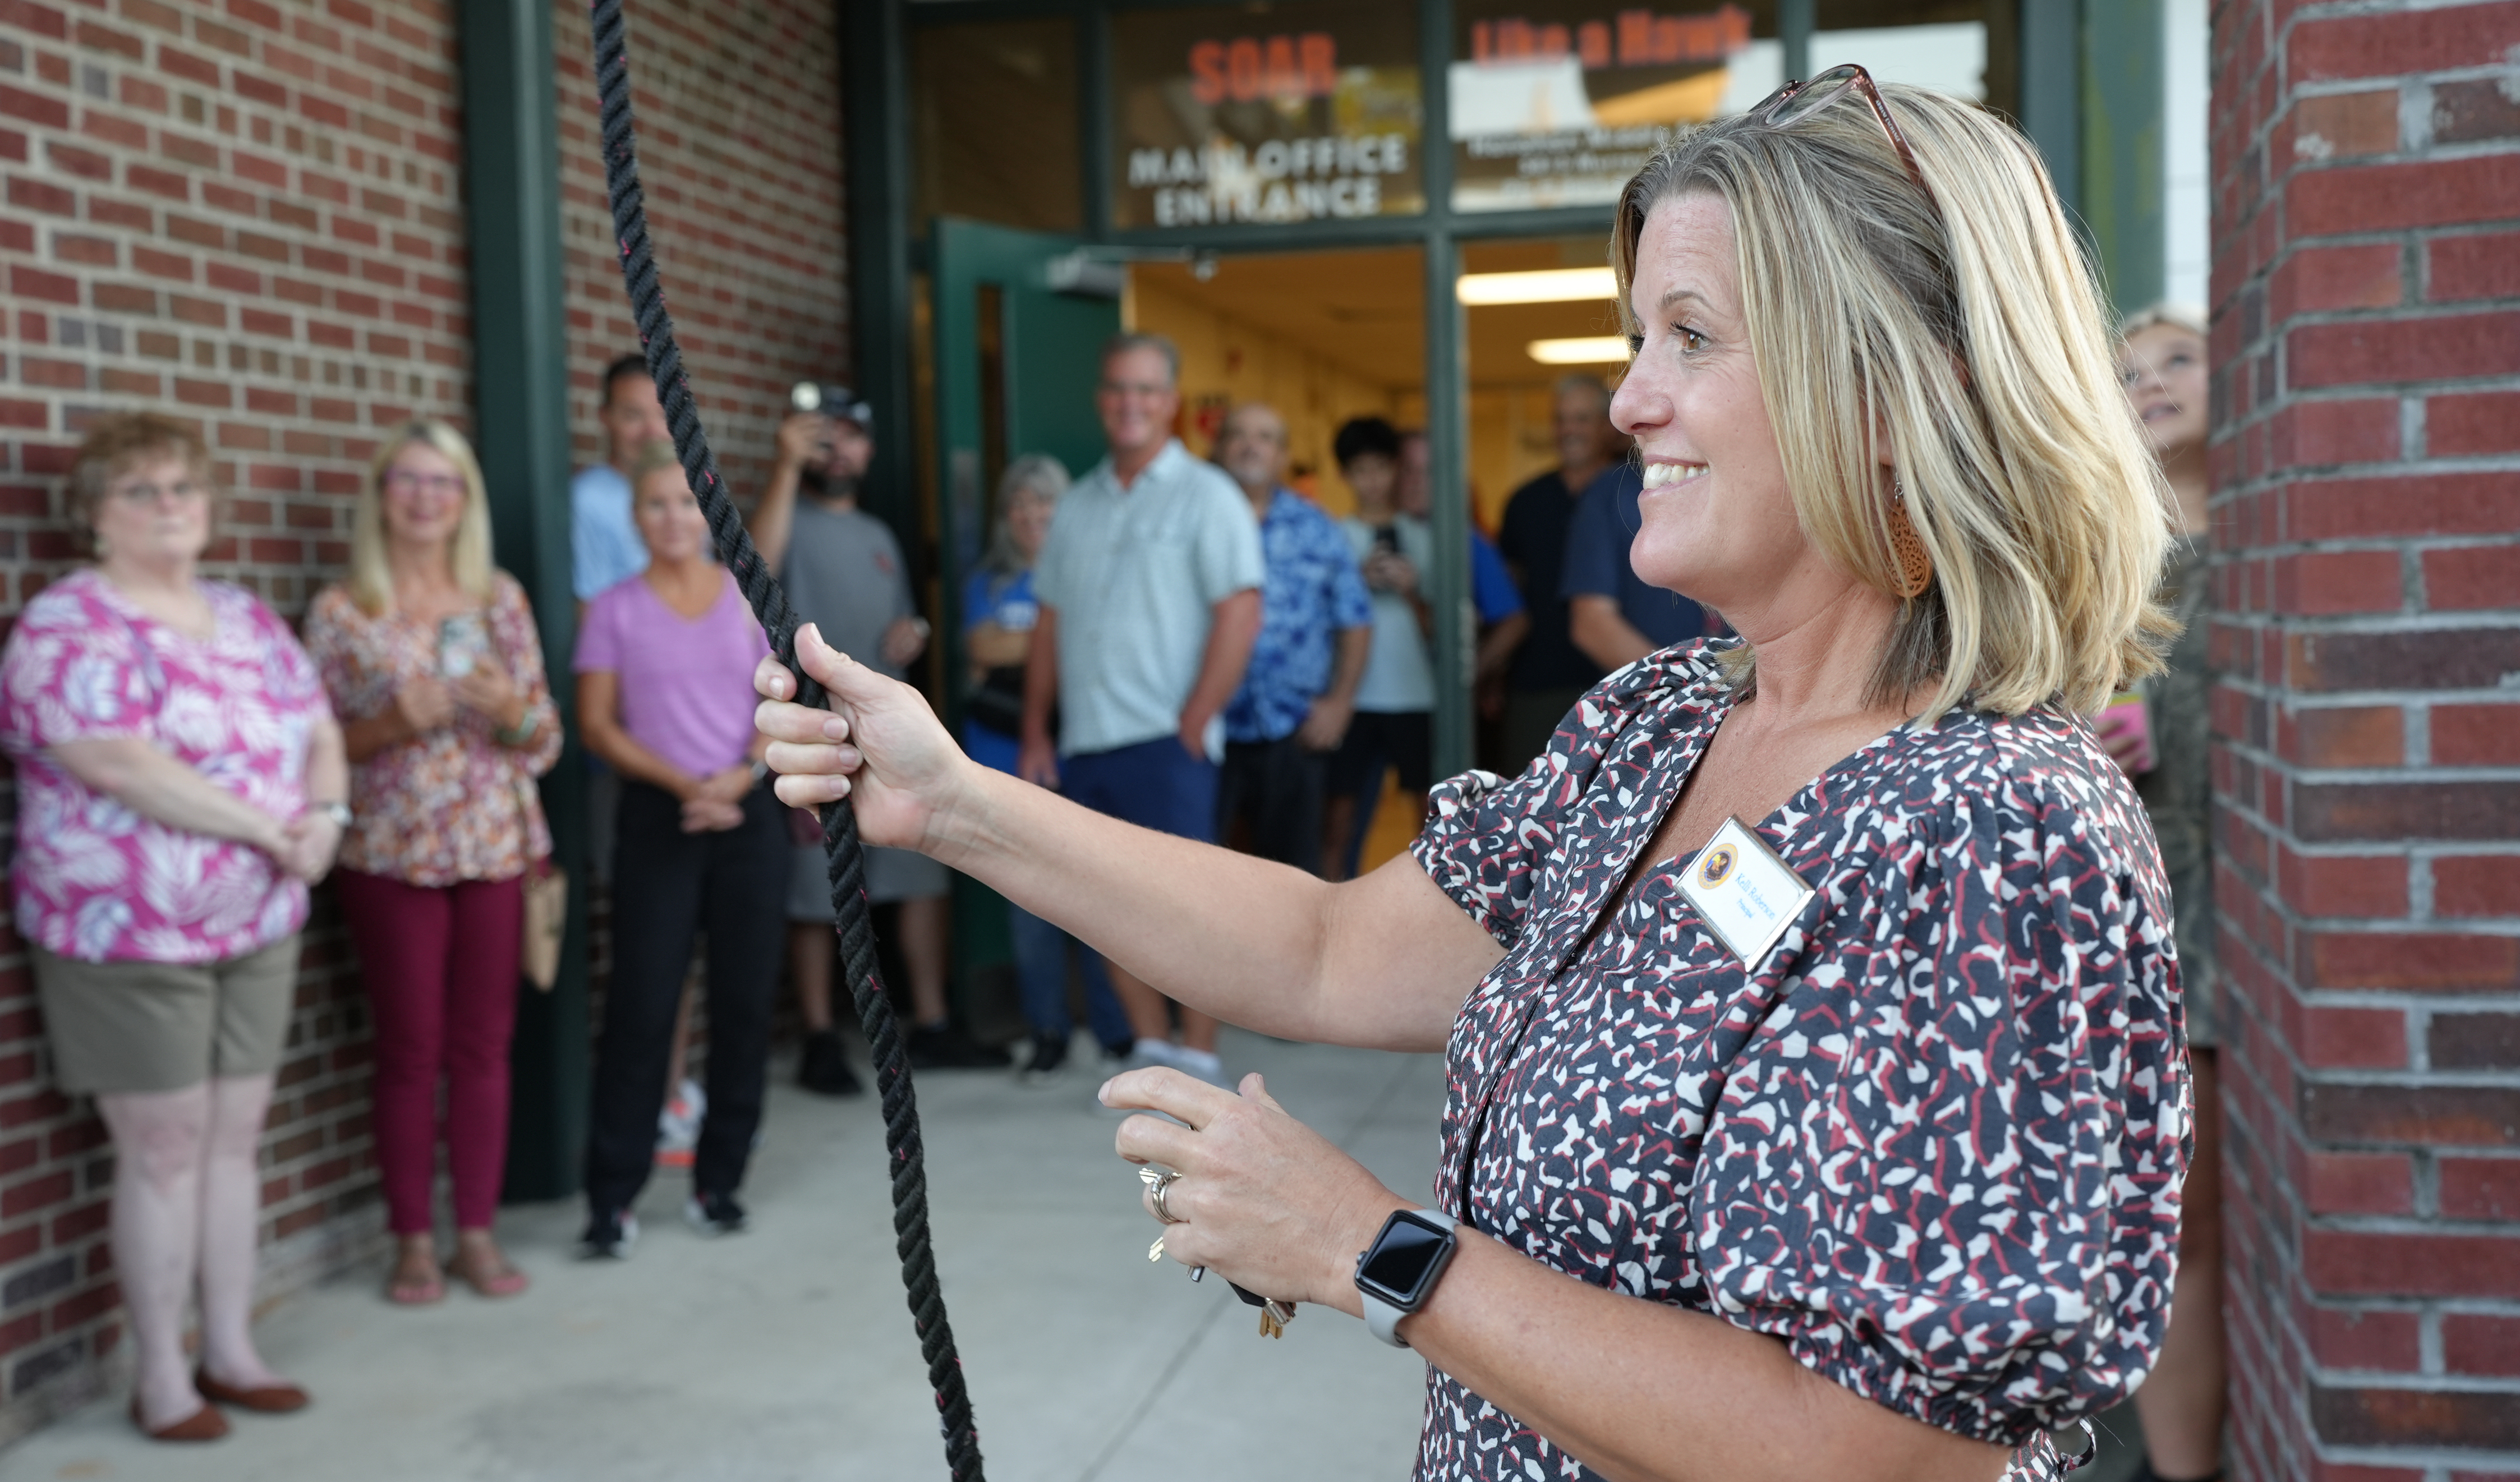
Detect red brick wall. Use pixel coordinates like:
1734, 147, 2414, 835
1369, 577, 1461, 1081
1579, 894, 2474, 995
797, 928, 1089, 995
0, 0, 470, 1439
552, 0, 847, 508
2209, 2, 2520, 1476
0, 0, 850, 1443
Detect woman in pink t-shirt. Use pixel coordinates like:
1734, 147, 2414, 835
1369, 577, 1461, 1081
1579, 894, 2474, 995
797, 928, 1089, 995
0, 413, 347, 1440
572, 443, 780, 1255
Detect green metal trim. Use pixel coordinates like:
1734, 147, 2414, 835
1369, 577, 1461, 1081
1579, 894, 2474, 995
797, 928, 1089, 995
1080, 7, 1114, 238
2081, 0, 2163, 315
1420, 0, 1471, 781
2019, 0, 2082, 217
458, 0, 585, 1204
847, 0, 920, 540
1780, 0, 1812, 82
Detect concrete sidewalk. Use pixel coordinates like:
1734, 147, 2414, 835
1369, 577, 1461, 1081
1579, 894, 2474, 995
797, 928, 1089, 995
2, 1031, 1447, 1482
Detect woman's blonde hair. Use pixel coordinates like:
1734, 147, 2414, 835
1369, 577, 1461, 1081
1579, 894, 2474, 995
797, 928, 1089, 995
1612, 84, 2176, 720
348, 419, 495, 615
2118, 301, 2209, 344
629, 438, 684, 488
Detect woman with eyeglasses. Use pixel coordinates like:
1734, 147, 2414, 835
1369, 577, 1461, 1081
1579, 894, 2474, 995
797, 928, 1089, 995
0, 413, 346, 1440
304, 421, 562, 1309
2109, 303, 2226, 1482
754, 71, 2184, 1481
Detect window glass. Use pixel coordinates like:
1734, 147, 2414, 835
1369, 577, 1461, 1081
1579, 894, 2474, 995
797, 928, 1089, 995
1814, 1, 2017, 118
1448, 2, 1782, 213
1109, 1, 1424, 231
912, 20, 1082, 234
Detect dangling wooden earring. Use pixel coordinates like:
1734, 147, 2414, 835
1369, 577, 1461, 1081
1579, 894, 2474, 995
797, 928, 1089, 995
1887, 482, 1933, 599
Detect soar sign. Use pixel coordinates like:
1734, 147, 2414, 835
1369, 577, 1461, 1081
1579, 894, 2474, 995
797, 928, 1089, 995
1110, 3, 1424, 231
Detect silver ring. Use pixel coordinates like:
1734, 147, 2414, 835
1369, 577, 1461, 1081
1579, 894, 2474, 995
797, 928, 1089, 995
1140, 1166, 1186, 1225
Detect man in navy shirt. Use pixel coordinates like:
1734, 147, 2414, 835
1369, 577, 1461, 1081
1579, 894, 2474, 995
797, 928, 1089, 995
1561, 461, 1716, 668
1215, 404, 1372, 875
1494, 374, 1625, 771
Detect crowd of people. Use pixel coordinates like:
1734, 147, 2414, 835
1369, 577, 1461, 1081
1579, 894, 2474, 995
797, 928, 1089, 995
0, 254, 2222, 1462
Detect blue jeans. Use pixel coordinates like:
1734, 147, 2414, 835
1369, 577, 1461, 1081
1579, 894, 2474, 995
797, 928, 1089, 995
1060, 734, 1221, 842
1010, 904, 1132, 1052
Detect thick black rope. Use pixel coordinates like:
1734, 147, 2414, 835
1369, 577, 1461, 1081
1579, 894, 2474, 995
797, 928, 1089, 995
589, 6, 983, 1477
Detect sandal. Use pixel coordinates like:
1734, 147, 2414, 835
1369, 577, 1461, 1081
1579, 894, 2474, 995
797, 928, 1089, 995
386, 1258, 446, 1306
449, 1251, 530, 1299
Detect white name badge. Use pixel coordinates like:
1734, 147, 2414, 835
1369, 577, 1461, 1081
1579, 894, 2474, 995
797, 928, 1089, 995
1676, 817, 1817, 968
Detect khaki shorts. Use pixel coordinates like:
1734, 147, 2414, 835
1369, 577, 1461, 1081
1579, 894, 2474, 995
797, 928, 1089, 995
788, 841, 947, 919
33, 935, 300, 1095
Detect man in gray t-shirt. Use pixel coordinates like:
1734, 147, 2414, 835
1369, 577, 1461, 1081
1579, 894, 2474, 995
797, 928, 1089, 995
750, 386, 1006, 1079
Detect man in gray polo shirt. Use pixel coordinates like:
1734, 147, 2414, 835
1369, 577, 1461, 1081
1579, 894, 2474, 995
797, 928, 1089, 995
1020, 333, 1263, 1087
753, 385, 1008, 1079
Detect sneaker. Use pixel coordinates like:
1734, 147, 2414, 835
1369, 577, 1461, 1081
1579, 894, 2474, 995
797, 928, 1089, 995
907, 1021, 1013, 1070
580, 1209, 638, 1260
656, 1078, 702, 1168
684, 1190, 749, 1237
1171, 1047, 1232, 1090
798, 1030, 863, 1097
1018, 1029, 1070, 1087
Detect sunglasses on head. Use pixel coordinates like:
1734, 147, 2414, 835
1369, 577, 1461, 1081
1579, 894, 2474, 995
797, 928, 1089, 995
1749, 63, 1938, 210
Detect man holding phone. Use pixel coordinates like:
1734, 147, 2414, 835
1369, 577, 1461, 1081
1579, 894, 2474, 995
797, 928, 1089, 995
1321, 416, 1433, 882
751, 385, 1003, 1080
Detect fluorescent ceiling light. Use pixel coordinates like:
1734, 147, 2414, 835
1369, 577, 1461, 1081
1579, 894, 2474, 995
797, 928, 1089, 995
1528, 335, 1631, 365
1457, 267, 1618, 306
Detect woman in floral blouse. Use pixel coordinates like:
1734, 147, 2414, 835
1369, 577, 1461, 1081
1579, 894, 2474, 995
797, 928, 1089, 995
757, 75, 2187, 1482
1, 412, 346, 1441
304, 420, 561, 1306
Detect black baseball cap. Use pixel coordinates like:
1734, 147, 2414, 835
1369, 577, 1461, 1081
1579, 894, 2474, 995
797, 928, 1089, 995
790, 380, 872, 427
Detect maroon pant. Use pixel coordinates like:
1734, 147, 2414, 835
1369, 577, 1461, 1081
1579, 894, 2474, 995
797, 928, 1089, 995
337, 870, 523, 1234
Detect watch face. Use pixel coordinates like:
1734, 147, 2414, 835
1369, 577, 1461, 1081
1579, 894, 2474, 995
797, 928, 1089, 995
1358, 1214, 1451, 1304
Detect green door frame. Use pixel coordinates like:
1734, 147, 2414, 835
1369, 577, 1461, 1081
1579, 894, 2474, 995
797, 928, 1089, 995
460, 0, 587, 1203
875, 0, 2080, 783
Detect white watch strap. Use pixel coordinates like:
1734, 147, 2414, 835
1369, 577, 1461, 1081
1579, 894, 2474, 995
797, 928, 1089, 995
1360, 1208, 1457, 1349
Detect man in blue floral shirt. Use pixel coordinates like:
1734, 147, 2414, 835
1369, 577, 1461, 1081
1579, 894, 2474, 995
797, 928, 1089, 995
1214, 403, 1372, 875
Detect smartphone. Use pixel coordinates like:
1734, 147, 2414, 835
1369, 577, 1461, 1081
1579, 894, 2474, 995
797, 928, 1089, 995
437, 614, 490, 679
1372, 524, 1401, 555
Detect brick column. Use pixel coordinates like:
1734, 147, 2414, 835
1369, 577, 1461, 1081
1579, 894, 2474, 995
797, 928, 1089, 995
2209, 3, 2520, 1478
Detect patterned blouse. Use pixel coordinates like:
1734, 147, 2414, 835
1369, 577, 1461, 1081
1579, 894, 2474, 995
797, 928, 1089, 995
0, 571, 333, 964
302, 573, 562, 887
1408, 640, 2186, 1477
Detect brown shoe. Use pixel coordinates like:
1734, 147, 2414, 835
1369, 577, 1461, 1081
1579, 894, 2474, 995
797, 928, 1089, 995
131, 1395, 230, 1442
195, 1369, 311, 1414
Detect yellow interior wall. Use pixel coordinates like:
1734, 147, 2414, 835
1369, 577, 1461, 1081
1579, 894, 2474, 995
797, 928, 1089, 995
1466, 384, 1580, 535
1128, 276, 1405, 519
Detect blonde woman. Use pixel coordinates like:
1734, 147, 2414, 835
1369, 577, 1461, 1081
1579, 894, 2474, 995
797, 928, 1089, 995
757, 67, 2185, 1481
0, 413, 344, 1439
2113, 303, 2225, 1482
303, 420, 561, 1306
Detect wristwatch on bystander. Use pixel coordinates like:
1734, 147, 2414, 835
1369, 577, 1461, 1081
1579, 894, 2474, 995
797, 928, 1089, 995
1355, 1208, 1460, 1348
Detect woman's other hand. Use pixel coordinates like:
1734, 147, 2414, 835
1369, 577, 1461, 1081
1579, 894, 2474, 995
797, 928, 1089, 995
2094, 696, 2155, 776
693, 763, 755, 807
447, 659, 525, 731
393, 674, 456, 734
278, 812, 342, 882
1106, 1067, 1408, 1316
679, 797, 744, 833
879, 615, 931, 670
753, 623, 974, 853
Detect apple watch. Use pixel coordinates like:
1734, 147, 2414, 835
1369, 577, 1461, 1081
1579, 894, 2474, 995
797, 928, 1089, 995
1353, 1208, 1459, 1348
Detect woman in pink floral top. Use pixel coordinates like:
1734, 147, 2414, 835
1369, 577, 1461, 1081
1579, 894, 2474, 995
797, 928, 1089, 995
1, 412, 347, 1440
302, 420, 561, 1309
